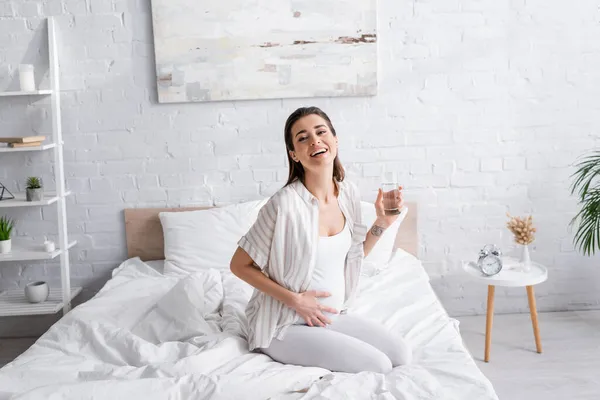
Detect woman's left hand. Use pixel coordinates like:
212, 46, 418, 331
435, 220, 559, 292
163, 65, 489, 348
374, 185, 404, 228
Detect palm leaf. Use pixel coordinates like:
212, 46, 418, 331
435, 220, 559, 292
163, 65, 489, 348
570, 150, 600, 200
570, 150, 600, 256
570, 187, 600, 256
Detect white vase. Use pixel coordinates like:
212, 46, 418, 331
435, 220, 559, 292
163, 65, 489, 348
0, 239, 11, 254
25, 281, 49, 303
520, 244, 532, 272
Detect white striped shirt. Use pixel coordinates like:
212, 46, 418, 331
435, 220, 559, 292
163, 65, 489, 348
238, 179, 368, 350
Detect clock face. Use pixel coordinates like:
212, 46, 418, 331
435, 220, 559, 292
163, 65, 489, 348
480, 255, 502, 276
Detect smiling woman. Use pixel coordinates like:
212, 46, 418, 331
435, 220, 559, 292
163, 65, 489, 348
229, 106, 410, 374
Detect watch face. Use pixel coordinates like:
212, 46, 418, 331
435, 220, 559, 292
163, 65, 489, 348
479, 255, 502, 276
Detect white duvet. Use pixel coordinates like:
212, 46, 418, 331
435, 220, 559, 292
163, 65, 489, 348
0, 253, 498, 400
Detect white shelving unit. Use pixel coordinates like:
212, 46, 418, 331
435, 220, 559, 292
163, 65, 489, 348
0, 191, 71, 207
0, 287, 81, 317
0, 17, 80, 317
0, 143, 57, 153
0, 90, 53, 97
0, 240, 77, 262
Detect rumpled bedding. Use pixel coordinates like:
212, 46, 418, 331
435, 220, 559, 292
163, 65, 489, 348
0, 252, 498, 399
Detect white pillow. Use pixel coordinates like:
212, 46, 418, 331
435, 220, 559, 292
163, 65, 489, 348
160, 199, 267, 276
131, 269, 223, 344
361, 201, 408, 267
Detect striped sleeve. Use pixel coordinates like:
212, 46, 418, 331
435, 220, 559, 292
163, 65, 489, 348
350, 182, 368, 239
238, 197, 278, 270
347, 181, 368, 259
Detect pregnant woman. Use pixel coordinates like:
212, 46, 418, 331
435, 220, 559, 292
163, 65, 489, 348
230, 106, 411, 373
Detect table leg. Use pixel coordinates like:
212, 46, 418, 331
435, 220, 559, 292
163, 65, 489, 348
526, 285, 542, 354
484, 285, 495, 362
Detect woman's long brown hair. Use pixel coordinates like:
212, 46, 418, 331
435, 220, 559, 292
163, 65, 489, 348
283, 106, 345, 186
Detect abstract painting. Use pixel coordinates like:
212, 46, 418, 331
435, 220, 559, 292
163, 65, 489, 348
150, 0, 377, 103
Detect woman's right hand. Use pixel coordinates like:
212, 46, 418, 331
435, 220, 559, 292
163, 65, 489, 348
290, 290, 338, 327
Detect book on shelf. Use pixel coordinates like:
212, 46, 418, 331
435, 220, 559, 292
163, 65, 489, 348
7, 141, 43, 148
0, 136, 46, 144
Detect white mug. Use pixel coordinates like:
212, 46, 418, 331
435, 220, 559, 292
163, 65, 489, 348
25, 281, 49, 303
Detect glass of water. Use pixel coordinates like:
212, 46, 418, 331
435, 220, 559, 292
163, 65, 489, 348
381, 182, 402, 216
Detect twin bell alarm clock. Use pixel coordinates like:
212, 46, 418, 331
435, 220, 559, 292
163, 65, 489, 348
477, 244, 503, 276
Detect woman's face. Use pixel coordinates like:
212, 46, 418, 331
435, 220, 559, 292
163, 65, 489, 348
289, 114, 338, 170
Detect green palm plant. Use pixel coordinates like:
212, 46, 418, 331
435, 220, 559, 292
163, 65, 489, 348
0, 215, 14, 241
570, 150, 600, 256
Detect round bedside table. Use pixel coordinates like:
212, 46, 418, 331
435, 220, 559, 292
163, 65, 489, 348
463, 257, 548, 362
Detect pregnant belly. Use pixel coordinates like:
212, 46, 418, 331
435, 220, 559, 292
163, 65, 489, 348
294, 281, 345, 325
316, 289, 344, 316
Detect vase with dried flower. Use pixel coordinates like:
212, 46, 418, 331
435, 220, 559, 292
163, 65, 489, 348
506, 213, 537, 271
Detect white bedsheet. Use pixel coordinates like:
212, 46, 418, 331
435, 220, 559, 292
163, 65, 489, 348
0, 253, 498, 400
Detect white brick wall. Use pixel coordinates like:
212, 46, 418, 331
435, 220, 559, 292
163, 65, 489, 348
1, 0, 600, 336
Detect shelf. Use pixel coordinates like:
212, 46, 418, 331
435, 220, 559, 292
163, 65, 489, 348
0, 286, 81, 316
0, 191, 72, 208
0, 90, 53, 97
0, 143, 56, 153
0, 240, 77, 262
0, 18, 77, 317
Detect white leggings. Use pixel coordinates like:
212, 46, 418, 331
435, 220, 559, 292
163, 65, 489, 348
260, 314, 411, 374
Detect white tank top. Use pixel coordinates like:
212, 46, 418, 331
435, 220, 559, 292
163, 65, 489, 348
295, 221, 352, 324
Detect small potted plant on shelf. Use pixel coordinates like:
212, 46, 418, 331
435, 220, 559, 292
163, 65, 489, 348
26, 176, 43, 201
0, 215, 14, 254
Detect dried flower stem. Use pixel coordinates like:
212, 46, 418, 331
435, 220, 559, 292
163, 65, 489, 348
506, 212, 536, 245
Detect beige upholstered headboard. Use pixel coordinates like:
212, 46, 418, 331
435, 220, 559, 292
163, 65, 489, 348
395, 202, 418, 257
124, 202, 418, 261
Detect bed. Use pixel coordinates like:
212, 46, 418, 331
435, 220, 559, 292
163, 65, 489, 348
0, 201, 499, 400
